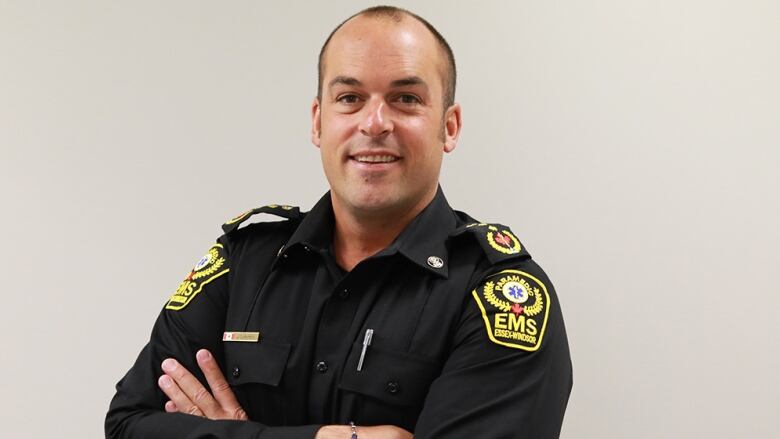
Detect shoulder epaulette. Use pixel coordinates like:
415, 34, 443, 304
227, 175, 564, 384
222, 204, 302, 234
450, 222, 531, 264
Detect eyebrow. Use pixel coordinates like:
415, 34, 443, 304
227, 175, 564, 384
328, 76, 362, 88
390, 76, 428, 89
327, 75, 429, 89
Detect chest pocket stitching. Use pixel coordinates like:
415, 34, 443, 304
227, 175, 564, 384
338, 339, 440, 407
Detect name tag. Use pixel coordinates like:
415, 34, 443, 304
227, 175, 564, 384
222, 331, 260, 342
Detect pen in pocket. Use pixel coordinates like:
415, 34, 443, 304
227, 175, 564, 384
357, 328, 374, 372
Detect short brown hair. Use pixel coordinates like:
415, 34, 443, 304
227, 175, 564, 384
317, 6, 457, 109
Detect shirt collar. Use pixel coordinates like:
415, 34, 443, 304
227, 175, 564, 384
281, 186, 456, 278
282, 191, 335, 254
385, 186, 455, 278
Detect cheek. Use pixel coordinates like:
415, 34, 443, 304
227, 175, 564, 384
321, 112, 356, 142
409, 114, 443, 140
400, 120, 444, 159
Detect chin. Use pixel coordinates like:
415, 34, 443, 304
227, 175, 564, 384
346, 189, 402, 214
351, 195, 395, 213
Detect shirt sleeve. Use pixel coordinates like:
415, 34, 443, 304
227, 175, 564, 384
104, 238, 322, 439
413, 259, 573, 438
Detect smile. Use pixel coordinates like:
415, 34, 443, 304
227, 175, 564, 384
350, 154, 400, 164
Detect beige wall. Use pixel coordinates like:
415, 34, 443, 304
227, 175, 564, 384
1, 1, 778, 437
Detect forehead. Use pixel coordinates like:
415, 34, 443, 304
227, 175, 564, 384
323, 16, 445, 88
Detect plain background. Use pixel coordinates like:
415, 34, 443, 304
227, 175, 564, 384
1, 0, 778, 437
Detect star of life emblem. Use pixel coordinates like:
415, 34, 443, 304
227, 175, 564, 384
502, 281, 528, 303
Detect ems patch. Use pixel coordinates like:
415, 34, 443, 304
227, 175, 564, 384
451, 222, 529, 264
471, 269, 550, 351
165, 243, 229, 311
485, 226, 521, 255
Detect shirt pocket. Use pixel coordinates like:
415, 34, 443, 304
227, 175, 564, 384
223, 340, 292, 422
338, 339, 440, 431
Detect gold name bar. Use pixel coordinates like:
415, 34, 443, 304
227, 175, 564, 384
222, 331, 261, 342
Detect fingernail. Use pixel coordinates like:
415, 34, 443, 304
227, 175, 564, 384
196, 350, 211, 362
162, 358, 177, 372
159, 375, 172, 388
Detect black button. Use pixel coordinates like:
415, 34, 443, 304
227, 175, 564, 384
385, 381, 400, 394
339, 288, 349, 300
231, 367, 240, 378
315, 361, 328, 373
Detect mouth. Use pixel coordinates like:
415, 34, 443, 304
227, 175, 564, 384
349, 154, 401, 164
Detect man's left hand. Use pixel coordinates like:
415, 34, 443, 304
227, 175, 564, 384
158, 349, 248, 421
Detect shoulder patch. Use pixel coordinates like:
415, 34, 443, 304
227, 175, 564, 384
222, 204, 301, 234
165, 243, 229, 311
471, 269, 550, 351
451, 222, 531, 264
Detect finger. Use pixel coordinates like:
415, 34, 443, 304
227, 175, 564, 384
164, 400, 177, 413
158, 374, 203, 417
161, 358, 221, 417
196, 349, 247, 420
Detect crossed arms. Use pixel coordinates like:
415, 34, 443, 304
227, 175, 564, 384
157, 349, 411, 439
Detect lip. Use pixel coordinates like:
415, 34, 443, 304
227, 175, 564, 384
347, 150, 402, 170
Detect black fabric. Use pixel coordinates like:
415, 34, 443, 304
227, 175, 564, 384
106, 187, 572, 438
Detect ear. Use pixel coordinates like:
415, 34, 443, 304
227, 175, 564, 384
311, 97, 321, 147
443, 103, 462, 153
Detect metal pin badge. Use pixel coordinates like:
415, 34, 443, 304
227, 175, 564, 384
427, 256, 444, 268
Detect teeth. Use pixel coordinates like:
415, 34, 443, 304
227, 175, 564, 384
353, 155, 398, 163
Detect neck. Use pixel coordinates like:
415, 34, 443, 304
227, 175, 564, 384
331, 189, 437, 271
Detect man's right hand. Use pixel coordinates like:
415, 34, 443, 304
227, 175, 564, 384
316, 425, 413, 439
158, 349, 248, 421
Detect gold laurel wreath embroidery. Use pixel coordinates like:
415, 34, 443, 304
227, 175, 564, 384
483, 278, 544, 316
486, 230, 521, 255
482, 281, 512, 312
522, 279, 544, 317
191, 248, 226, 280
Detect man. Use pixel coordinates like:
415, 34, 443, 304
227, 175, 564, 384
106, 6, 572, 438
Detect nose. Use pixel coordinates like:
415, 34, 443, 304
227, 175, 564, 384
359, 99, 393, 138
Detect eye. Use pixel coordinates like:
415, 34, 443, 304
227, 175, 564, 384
397, 94, 422, 105
336, 94, 360, 104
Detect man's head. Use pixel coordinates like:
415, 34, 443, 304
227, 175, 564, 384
311, 6, 462, 221
318, 6, 457, 110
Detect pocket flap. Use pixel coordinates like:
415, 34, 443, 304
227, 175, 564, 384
224, 340, 291, 387
339, 341, 439, 407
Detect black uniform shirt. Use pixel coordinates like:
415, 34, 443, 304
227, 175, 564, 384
106, 187, 573, 438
